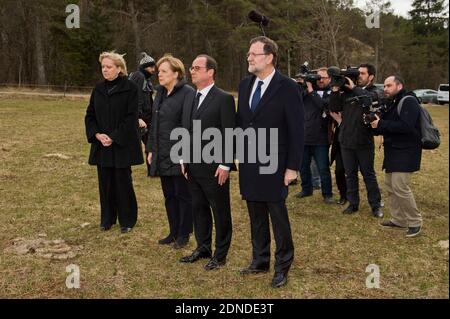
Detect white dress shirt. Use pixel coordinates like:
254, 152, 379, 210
196, 82, 215, 109
192, 82, 230, 172
248, 68, 276, 109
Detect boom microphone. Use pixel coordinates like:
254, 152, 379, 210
248, 10, 270, 26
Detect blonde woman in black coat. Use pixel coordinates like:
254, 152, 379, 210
147, 55, 194, 249
85, 51, 143, 233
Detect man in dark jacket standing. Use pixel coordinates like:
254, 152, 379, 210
237, 36, 304, 288
295, 67, 333, 203
129, 52, 156, 175
370, 76, 423, 237
179, 55, 236, 271
329, 63, 383, 218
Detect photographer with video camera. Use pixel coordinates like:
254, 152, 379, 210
294, 66, 333, 203
328, 63, 383, 218
370, 76, 423, 237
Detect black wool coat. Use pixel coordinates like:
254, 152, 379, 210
129, 69, 153, 125
236, 70, 304, 202
300, 86, 331, 146
146, 79, 195, 177
85, 76, 144, 168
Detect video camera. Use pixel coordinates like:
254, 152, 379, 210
362, 96, 390, 125
346, 94, 390, 125
327, 66, 360, 89
294, 62, 321, 84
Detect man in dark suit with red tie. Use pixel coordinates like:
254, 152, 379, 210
179, 54, 236, 271
236, 36, 304, 288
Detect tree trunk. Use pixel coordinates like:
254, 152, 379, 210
33, 14, 46, 85
80, 0, 89, 25
374, 43, 379, 82
18, 55, 22, 86
128, 0, 141, 67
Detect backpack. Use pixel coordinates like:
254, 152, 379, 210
397, 95, 440, 150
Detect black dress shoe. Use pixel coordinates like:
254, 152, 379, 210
336, 197, 347, 205
158, 235, 175, 245
120, 227, 132, 234
173, 236, 189, 249
271, 272, 288, 288
294, 191, 313, 199
342, 204, 359, 214
372, 207, 384, 218
239, 265, 269, 275
204, 258, 226, 271
179, 250, 212, 263
100, 225, 111, 231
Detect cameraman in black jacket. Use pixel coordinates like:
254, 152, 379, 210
370, 76, 422, 237
328, 63, 383, 217
295, 67, 333, 203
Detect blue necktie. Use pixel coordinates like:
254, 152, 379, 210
250, 81, 264, 112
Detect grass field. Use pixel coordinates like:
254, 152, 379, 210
0, 96, 448, 298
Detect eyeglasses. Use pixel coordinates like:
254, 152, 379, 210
189, 66, 208, 72
246, 52, 268, 58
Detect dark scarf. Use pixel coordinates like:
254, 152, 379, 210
139, 66, 153, 80
105, 75, 122, 94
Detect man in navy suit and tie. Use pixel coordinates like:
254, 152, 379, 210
236, 36, 304, 288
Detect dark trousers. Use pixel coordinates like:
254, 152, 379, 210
311, 158, 321, 188
160, 176, 193, 239
300, 145, 333, 197
141, 132, 151, 176
341, 146, 381, 210
188, 174, 232, 261
97, 166, 137, 228
246, 201, 294, 274
334, 147, 347, 199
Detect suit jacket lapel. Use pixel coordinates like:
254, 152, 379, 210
183, 90, 195, 129
241, 76, 256, 119
194, 85, 217, 119
251, 70, 282, 119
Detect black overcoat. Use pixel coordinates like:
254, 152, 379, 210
236, 71, 304, 202
85, 76, 144, 168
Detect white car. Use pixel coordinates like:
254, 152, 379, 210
437, 84, 449, 105
414, 89, 438, 104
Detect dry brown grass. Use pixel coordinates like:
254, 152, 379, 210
0, 97, 448, 298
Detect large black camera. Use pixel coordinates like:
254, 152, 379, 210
346, 94, 390, 125
327, 66, 360, 89
294, 62, 321, 84
362, 96, 390, 125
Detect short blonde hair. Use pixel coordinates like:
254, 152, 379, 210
99, 51, 128, 76
156, 54, 185, 80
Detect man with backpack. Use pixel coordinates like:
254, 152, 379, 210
370, 75, 424, 237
